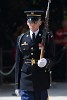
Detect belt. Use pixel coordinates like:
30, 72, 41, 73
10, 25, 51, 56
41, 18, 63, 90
24, 59, 38, 65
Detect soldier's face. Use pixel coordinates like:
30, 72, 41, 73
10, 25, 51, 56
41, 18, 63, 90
27, 19, 42, 32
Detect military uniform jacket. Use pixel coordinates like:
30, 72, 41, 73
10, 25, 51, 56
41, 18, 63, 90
15, 29, 55, 91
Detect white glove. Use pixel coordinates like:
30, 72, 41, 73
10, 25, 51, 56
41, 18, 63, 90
15, 89, 20, 96
38, 58, 47, 68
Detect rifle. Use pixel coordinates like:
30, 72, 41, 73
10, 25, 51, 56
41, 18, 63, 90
40, 0, 51, 59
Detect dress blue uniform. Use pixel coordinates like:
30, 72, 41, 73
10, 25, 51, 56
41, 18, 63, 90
15, 10, 55, 100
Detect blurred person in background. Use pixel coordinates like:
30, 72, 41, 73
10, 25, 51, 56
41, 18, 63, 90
54, 12, 67, 81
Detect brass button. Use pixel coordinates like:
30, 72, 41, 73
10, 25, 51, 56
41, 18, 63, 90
31, 53, 33, 55
31, 47, 33, 50
45, 70, 46, 72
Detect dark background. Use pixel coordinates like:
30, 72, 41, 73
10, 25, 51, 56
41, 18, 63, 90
0, 0, 67, 83
0, 0, 67, 49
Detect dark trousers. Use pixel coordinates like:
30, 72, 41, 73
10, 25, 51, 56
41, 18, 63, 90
20, 90, 48, 100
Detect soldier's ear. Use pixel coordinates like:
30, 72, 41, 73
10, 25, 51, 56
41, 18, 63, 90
38, 19, 42, 26
27, 21, 29, 26
40, 20, 42, 25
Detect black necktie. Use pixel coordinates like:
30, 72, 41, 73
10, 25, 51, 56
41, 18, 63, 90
32, 33, 35, 41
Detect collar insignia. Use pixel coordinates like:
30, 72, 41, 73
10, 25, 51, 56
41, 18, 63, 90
39, 34, 41, 36
26, 35, 29, 37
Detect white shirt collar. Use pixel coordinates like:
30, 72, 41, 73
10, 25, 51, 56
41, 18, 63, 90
30, 29, 39, 38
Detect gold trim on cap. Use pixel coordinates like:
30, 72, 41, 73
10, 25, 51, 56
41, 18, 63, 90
27, 14, 41, 17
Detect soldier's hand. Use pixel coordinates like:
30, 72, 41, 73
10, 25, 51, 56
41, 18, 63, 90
15, 89, 20, 96
38, 58, 47, 68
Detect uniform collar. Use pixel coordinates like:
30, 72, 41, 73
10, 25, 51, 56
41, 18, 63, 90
30, 29, 39, 38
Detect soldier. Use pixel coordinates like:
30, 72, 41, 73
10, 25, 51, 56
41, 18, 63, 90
15, 10, 55, 100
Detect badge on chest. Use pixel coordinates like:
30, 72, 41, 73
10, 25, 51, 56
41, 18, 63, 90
21, 41, 29, 50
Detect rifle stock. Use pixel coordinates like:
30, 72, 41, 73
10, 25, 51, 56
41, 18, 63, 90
40, 46, 45, 59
